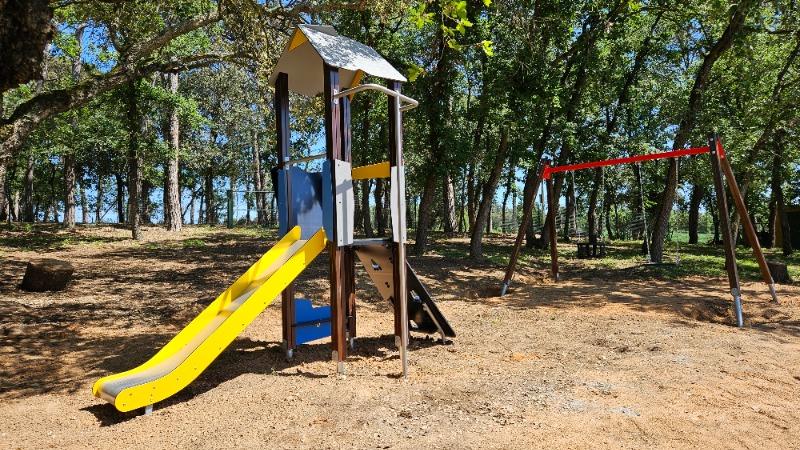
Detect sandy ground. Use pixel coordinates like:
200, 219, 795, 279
1, 225, 799, 449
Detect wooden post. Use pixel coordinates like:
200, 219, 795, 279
500, 162, 546, 295
388, 79, 409, 378
709, 134, 744, 327
324, 64, 348, 373
275, 72, 296, 357
715, 138, 779, 303
546, 165, 559, 281
340, 89, 357, 347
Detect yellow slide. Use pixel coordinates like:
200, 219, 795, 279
92, 226, 327, 412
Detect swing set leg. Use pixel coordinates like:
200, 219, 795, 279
715, 140, 779, 304
709, 135, 744, 327
500, 161, 547, 295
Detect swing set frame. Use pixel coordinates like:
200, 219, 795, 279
500, 134, 779, 327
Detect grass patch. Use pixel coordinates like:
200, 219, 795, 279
182, 238, 207, 249
439, 232, 798, 283
0, 224, 126, 251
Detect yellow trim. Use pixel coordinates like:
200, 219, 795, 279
92, 226, 327, 412
348, 70, 364, 99
352, 161, 390, 180
288, 29, 308, 51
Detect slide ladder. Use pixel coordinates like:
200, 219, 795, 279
353, 241, 455, 340
92, 226, 326, 412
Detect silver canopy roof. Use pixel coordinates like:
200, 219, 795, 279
269, 24, 406, 97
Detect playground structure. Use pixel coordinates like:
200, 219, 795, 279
92, 24, 454, 414
500, 135, 780, 327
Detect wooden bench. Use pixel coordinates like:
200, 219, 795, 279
576, 242, 607, 259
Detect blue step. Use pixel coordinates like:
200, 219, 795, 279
293, 298, 332, 345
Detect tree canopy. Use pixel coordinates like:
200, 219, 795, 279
0, 0, 797, 257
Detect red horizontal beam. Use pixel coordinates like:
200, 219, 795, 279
543, 146, 711, 179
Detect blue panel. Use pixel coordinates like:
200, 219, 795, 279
321, 160, 334, 242
294, 298, 332, 345
276, 167, 325, 240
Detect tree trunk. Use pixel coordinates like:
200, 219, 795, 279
604, 189, 614, 240
11, 191, 19, 221
125, 80, 142, 239
443, 172, 457, 234
114, 172, 125, 223
374, 177, 386, 237
458, 169, 467, 233
466, 161, 477, 230
727, 37, 800, 245
188, 189, 196, 225
251, 130, 266, 224
708, 193, 720, 245
466, 61, 489, 233
414, 175, 437, 255
244, 179, 252, 224
517, 168, 537, 247
563, 179, 575, 241
198, 188, 205, 224
95, 174, 104, 223
383, 179, 390, 232
0, 161, 7, 221
62, 23, 86, 229
360, 178, 373, 237
23, 153, 34, 222
63, 154, 76, 227
204, 165, 215, 225
0, 0, 54, 92
767, 196, 776, 249
47, 161, 58, 223
538, 17, 597, 249
470, 128, 509, 258
688, 183, 704, 244
587, 168, 603, 244
501, 163, 514, 233
164, 70, 182, 231
414, 20, 455, 255
772, 130, 793, 256
79, 176, 89, 223
140, 178, 153, 225
649, 0, 755, 261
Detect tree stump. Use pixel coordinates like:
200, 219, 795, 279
767, 261, 792, 284
20, 259, 74, 292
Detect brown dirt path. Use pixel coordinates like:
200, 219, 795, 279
1, 226, 798, 449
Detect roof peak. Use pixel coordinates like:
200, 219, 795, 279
269, 24, 406, 97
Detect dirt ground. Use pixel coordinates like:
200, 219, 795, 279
1, 225, 799, 449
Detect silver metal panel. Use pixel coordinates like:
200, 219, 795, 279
334, 160, 354, 246
390, 166, 407, 243
354, 245, 395, 302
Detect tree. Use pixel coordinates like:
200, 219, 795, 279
649, 0, 757, 262
164, 70, 182, 231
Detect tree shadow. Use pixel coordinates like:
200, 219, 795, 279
0, 223, 129, 251
81, 333, 441, 426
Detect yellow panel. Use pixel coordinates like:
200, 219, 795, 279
92, 226, 328, 412
288, 29, 308, 51
348, 70, 364, 99
352, 161, 390, 180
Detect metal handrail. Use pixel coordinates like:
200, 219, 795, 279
284, 152, 326, 166
333, 83, 419, 112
